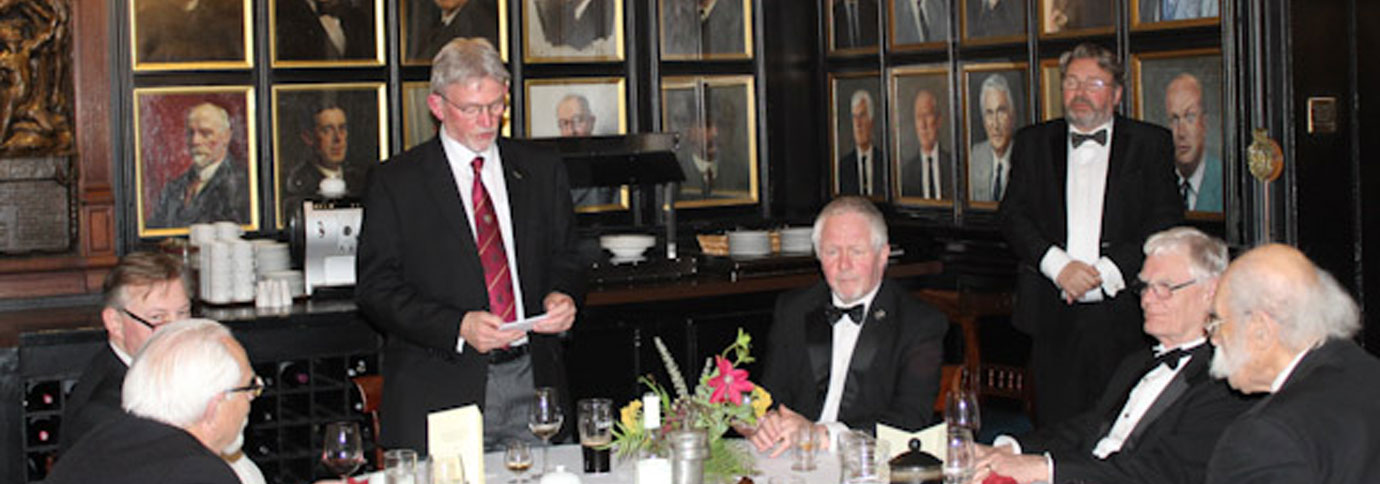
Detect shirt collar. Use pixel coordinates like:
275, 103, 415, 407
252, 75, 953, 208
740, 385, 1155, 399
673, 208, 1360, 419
921, 144, 939, 159
830, 283, 882, 323
110, 341, 133, 367
1270, 348, 1311, 393
1179, 156, 1207, 191
1153, 337, 1206, 355
439, 129, 497, 169
196, 158, 224, 183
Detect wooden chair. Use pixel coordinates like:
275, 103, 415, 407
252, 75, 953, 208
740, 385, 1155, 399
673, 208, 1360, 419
915, 288, 1033, 417
351, 375, 385, 469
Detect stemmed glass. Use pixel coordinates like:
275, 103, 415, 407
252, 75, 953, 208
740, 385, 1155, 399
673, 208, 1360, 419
943, 427, 977, 484
945, 368, 981, 434
528, 387, 564, 477
504, 440, 534, 483
320, 421, 365, 480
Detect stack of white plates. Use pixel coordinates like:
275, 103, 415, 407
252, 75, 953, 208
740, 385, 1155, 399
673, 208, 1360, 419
214, 221, 243, 240
252, 240, 291, 275
201, 241, 232, 304
599, 234, 656, 264
262, 270, 306, 298
188, 224, 216, 247
728, 230, 771, 257
230, 239, 255, 303
779, 227, 813, 254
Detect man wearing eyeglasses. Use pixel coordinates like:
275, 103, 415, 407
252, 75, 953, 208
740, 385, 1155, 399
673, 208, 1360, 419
972, 227, 1253, 484
47, 319, 260, 484
357, 37, 583, 452
1000, 42, 1183, 427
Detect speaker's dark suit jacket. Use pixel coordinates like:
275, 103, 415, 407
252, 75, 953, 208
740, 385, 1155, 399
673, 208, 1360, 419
357, 137, 583, 453
46, 412, 239, 484
59, 345, 127, 454
1207, 339, 1380, 484
274, 0, 376, 61
760, 280, 948, 432
998, 115, 1183, 424
838, 148, 886, 196
1020, 343, 1254, 484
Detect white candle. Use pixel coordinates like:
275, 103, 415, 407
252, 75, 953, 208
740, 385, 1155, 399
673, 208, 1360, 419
642, 393, 660, 430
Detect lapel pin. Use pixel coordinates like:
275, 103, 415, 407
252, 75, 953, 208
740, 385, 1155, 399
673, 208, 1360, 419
873, 308, 886, 321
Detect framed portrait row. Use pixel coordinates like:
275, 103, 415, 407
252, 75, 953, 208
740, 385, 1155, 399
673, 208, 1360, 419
829, 47, 1225, 218
827, 0, 1220, 54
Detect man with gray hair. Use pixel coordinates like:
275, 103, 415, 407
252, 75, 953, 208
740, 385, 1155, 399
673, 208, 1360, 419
838, 89, 884, 196
749, 196, 948, 455
357, 37, 583, 452
47, 319, 259, 484
1205, 244, 1380, 483
973, 226, 1253, 484
150, 102, 252, 228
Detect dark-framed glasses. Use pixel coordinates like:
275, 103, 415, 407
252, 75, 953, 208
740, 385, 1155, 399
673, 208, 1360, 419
437, 94, 507, 117
226, 375, 265, 399
1134, 278, 1199, 299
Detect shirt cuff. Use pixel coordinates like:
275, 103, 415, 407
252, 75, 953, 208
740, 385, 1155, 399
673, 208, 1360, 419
821, 421, 851, 454
455, 335, 467, 354
1044, 452, 1055, 483
1094, 256, 1126, 298
1039, 246, 1073, 283
992, 434, 1023, 454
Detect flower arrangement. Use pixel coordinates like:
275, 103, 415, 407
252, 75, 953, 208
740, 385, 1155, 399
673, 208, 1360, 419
612, 328, 772, 482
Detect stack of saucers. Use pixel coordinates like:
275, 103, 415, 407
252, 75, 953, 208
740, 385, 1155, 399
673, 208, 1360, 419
728, 230, 771, 257
230, 239, 255, 303
214, 221, 242, 241
778, 227, 813, 254
252, 240, 291, 276
188, 224, 217, 247
200, 240, 233, 304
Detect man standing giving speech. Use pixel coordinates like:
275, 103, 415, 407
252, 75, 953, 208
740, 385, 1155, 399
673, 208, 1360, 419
1000, 43, 1182, 426
356, 37, 584, 452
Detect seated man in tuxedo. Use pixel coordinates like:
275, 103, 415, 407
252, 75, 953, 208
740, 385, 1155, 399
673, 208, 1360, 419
1204, 244, 1380, 483
47, 319, 260, 484
749, 196, 948, 454
971, 227, 1254, 484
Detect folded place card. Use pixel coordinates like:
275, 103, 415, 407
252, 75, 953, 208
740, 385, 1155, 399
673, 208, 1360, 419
428, 404, 486, 484
876, 421, 947, 462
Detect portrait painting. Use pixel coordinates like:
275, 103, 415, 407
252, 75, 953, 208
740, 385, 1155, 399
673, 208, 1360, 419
661, 75, 759, 208
524, 77, 629, 212
1133, 49, 1225, 216
133, 86, 258, 237
271, 0, 384, 67
660, 0, 753, 60
402, 0, 507, 64
889, 65, 953, 206
961, 0, 1026, 45
523, 0, 623, 62
1040, 58, 1064, 120
890, 0, 949, 50
962, 62, 1028, 207
401, 82, 438, 150
1132, 0, 1219, 29
271, 83, 387, 228
829, 0, 880, 54
130, 0, 252, 70
1040, 0, 1112, 37
830, 72, 885, 199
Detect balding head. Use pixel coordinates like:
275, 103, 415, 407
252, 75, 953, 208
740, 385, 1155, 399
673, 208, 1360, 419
1165, 73, 1208, 177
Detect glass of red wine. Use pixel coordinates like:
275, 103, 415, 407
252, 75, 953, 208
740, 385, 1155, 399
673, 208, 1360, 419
321, 421, 365, 480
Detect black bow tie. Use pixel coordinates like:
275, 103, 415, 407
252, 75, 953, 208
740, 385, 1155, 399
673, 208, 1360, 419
824, 304, 865, 325
1153, 347, 1189, 370
1070, 129, 1108, 147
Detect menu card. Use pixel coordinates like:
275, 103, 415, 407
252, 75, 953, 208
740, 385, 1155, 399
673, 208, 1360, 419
428, 405, 485, 484
876, 421, 947, 461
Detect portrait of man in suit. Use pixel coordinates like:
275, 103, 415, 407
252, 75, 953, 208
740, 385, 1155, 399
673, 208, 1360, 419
133, 0, 246, 65
898, 87, 952, 201
1043, 0, 1112, 34
406, 0, 500, 62
660, 0, 748, 58
1140, 0, 1218, 23
275, 89, 382, 222
147, 101, 253, 230
664, 80, 754, 203
273, 0, 378, 62
967, 71, 1021, 203
1163, 73, 1221, 213
526, 0, 617, 59
965, 0, 1025, 40
832, 0, 879, 50
556, 94, 618, 207
892, 0, 948, 45
835, 86, 885, 197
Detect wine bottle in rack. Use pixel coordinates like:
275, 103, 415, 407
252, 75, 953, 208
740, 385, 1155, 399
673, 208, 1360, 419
278, 360, 310, 389
26, 416, 60, 447
24, 380, 61, 412
346, 354, 375, 377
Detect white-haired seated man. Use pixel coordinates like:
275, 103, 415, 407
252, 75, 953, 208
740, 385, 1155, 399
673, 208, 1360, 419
46, 319, 261, 484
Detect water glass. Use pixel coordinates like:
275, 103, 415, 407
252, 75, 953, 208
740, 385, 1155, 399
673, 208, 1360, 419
384, 448, 419, 484
432, 455, 466, 484
839, 430, 889, 484
790, 420, 819, 472
943, 427, 976, 484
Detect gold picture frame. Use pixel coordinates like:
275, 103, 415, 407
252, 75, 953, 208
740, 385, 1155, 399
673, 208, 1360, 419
661, 75, 760, 209
888, 64, 954, 207
522, 0, 625, 63
1040, 58, 1064, 121
827, 0, 881, 56
960, 0, 1027, 46
523, 76, 631, 213
270, 82, 389, 228
659, 0, 754, 60
130, 0, 253, 71
269, 0, 386, 68
888, 0, 949, 52
1130, 0, 1221, 31
1132, 47, 1226, 218
1037, 0, 1114, 39
829, 71, 886, 200
401, 0, 509, 65
961, 61, 1029, 210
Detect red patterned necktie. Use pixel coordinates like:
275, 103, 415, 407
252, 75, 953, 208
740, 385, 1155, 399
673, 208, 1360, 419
470, 157, 516, 322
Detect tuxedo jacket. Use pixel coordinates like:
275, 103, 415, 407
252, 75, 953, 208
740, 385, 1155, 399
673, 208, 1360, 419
832, 0, 880, 49
838, 148, 887, 196
46, 412, 239, 484
899, 149, 953, 200
274, 0, 376, 61
760, 280, 948, 432
150, 158, 252, 229
1021, 344, 1255, 484
409, 0, 500, 60
59, 345, 127, 454
1207, 340, 1380, 484
998, 115, 1183, 335
356, 137, 584, 452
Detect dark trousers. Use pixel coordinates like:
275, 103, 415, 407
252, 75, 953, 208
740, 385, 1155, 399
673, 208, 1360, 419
1030, 295, 1148, 427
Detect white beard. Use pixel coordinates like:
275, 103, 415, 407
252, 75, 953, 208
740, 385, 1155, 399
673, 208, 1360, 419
222, 419, 247, 454
1209, 341, 1244, 381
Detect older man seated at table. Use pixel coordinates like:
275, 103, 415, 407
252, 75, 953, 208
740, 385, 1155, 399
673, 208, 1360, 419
47, 319, 261, 484
1204, 244, 1380, 483
971, 227, 1254, 484
748, 196, 948, 455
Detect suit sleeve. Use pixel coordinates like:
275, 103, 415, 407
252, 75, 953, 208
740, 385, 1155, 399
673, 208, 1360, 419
760, 292, 804, 412
879, 303, 947, 431
999, 128, 1057, 266
1102, 126, 1183, 277
1204, 417, 1313, 484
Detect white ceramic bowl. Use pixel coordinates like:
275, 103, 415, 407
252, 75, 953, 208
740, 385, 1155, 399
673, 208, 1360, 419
600, 234, 656, 258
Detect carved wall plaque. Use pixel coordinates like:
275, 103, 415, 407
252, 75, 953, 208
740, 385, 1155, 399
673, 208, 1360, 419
0, 0, 74, 156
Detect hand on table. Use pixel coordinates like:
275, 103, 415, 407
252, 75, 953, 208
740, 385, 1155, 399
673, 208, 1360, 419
1056, 261, 1102, 304
969, 450, 1048, 484
747, 405, 818, 458
534, 292, 576, 333
460, 310, 524, 353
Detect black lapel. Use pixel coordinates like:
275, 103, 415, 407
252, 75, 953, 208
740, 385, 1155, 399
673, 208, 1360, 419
1048, 119, 1070, 243
1101, 115, 1131, 233
804, 304, 833, 406
840, 285, 892, 419
498, 140, 531, 296
1123, 344, 1212, 448
418, 139, 478, 256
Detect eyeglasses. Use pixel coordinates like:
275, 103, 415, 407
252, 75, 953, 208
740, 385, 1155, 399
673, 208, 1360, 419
557, 115, 593, 130
1061, 77, 1113, 92
226, 375, 265, 399
1134, 278, 1199, 299
437, 94, 507, 118
119, 307, 189, 330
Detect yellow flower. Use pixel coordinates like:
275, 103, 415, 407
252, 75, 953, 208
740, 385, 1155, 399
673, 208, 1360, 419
750, 385, 772, 418
620, 399, 643, 429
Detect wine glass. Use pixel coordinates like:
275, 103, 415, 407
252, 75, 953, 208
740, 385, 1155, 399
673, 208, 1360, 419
945, 368, 981, 433
943, 427, 977, 484
528, 387, 564, 477
504, 440, 534, 483
320, 421, 365, 480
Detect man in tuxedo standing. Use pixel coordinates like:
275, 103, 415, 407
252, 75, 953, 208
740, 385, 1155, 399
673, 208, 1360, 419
749, 196, 948, 454
900, 89, 951, 200
357, 37, 583, 452
838, 90, 884, 196
1205, 244, 1380, 484
972, 227, 1254, 484
999, 43, 1183, 427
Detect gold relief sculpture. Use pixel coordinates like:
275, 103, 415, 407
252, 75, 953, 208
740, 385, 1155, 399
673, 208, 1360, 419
0, 0, 73, 156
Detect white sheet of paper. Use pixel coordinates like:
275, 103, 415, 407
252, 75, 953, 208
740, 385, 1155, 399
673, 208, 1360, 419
877, 421, 947, 462
428, 405, 485, 484
498, 313, 544, 333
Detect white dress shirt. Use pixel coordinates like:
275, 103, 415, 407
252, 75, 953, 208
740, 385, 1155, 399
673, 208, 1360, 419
440, 133, 528, 351
1177, 157, 1206, 210
856, 146, 876, 194
1038, 120, 1127, 303
818, 284, 881, 449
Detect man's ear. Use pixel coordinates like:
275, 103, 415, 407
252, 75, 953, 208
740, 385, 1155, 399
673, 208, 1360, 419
101, 307, 125, 346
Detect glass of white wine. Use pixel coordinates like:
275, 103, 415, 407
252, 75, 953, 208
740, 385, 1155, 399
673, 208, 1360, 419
504, 440, 534, 483
528, 386, 564, 477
